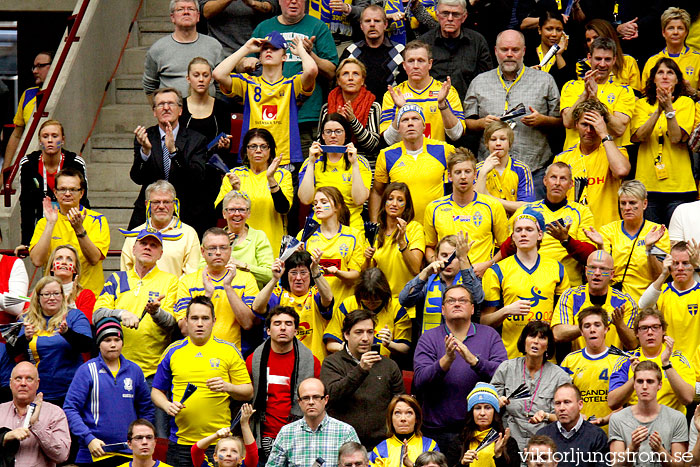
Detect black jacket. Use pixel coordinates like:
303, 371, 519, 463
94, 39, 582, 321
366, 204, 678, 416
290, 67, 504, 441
129, 124, 208, 237
19, 150, 89, 245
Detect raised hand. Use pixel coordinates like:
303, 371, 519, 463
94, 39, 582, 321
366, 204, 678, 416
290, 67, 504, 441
134, 126, 152, 154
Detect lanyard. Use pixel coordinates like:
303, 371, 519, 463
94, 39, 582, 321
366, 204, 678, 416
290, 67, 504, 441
536, 45, 556, 73
497, 66, 525, 112
41, 152, 65, 196
522, 360, 544, 415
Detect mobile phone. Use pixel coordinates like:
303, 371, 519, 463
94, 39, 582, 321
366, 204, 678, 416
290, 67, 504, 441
371, 343, 381, 354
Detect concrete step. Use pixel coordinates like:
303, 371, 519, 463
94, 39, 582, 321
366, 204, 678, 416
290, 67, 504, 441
137, 18, 172, 47
117, 88, 149, 105
91, 133, 134, 149
116, 74, 143, 89
100, 207, 133, 225
86, 162, 141, 193
89, 192, 139, 209
96, 104, 156, 134
119, 47, 148, 75
90, 147, 133, 164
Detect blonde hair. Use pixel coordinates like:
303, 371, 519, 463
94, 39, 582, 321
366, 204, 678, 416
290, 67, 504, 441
45, 244, 84, 306
24, 276, 69, 333
214, 435, 246, 462
336, 57, 367, 80
661, 7, 690, 32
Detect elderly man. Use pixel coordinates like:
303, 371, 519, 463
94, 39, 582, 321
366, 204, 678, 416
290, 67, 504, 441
131, 87, 208, 237
501, 163, 596, 287
29, 168, 110, 295
536, 383, 609, 467
413, 284, 507, 466
380, 40, 465, 146
608, 309, 695, 415
142, 0, 223, 101
553, 99, 630, 229
176, 227, 259, 353
369, 104, 454, 225
339, 5, 406, 103
152, 296, 253, 466
121, 180, 201, 277
0, 362, 70, 467
249, 0, 338, 158
321, 309, 405, 450
639, 241, 700, 358
552, 250, 638, 351
464, 29, 561, 198
94, 229, 178, 438
266, 377, 360, 467
417, 0, 492, 99
2, 51, 53, 183
560, 37, 635, 151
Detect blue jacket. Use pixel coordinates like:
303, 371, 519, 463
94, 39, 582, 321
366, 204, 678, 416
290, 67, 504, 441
63, 354, 154, 463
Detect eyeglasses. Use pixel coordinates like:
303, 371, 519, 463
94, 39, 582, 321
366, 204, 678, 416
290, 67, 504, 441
130, 435, 155, 441
444, 297, 471, 305
55, 188, 82, 194
290, 270, 310, 278
638, 324, 663, 333
437, 10, 464, 18
224, 207, 249, 214
323, 129, 345, 136
343, 462, 367, 467
174, 6, 198, 13
204, 245, 231, 253
32, 62, 51, 71
299, 395, 325, 402
39, 292, 62, 298
154, 101, 180, 109
149, 200, 174, 206
247, 144, 270, 151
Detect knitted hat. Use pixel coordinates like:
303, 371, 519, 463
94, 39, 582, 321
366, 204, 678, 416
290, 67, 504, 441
397, 104, 425, 124
467, 382, 500, 413
95, 317, 123, 346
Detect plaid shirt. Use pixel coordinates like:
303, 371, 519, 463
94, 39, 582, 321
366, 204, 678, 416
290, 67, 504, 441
464, 66, 561, 171
265, 413, 359, 467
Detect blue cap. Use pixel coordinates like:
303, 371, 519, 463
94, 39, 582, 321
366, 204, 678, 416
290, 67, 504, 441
397, 104, 425, 124
135, 228, 164, 245
516, 206, 545, 232
467, 382, 500, 413
262, 31, 287, 50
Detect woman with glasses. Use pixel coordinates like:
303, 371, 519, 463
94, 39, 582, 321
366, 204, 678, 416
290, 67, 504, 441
222, 190, 274, 288
491, 321, 571, 450
368, 395, 439, 467
317, 58, 381, 161
46, 244, 95, 322
583, 180, 670, 303
216, 128, 293, 253
15, 276, 92, 406
299, 114, 372, 232
18, 119, 89, 251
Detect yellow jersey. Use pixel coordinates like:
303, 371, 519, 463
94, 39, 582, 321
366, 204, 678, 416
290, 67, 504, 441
642, 47, 700, 91
268, 285, 332, 362
175, 268, 259, 349
483, 254, 570, 358
599, 220, 670, 303
30, 207, 110, 296
560, 79, 635, 149
561, 348, 620, 432
152, 336, 251, 444
324, 296, 411, 357
369, 435, 439, 467
609, 348, 694, 414
510, 200, 595, 286
631, 96, 696, 193
575, 55, 642, 92
553, 142, 628, 228
94, 267, 178, 377
13, 86, 39, 127
299, 154, 373, 232
379, 78, 466, 139
656, 281, 700, 358
552, 284, 638, 351
371, 220, 425, 307
476, 157, 536, 203
423, 193, 509, 264
375, 139, 454, 225
298, 225, 365, 311
225, 72, 313, 165
214, 166, 293, 252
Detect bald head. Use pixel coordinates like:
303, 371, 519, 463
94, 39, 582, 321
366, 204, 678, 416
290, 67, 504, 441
496, 29, 525, 49
495, 30, 525, 76
11, 362, 38, 380
586, 250, 614, 293
10, 362, 40, 406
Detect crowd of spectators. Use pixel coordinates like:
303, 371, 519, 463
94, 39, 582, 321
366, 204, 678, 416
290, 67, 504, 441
3, 0, 700, 466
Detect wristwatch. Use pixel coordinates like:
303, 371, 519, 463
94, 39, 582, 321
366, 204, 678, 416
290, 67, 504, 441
664, 110, 676, 119
601, 135, 614, 143
662, 363, 672, 370
76, 230, 87, 238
